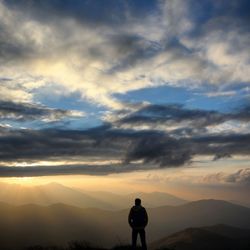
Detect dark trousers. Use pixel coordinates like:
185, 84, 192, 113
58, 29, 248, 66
132, 228, 147, 250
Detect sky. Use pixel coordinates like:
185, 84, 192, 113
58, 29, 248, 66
0, 0, 249, 202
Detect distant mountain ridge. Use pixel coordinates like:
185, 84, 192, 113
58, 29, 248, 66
0, 182, 187, 209
0, 199, 250, 249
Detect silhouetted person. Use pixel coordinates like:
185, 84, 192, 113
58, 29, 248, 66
128, 198, 148, 250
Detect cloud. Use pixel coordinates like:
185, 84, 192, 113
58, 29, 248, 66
125, 132, 192, 167
187, 133, 250, 165
203, 168, 250, 186
0, 125, 126, 162
0, 101, 84, 122
111, 104, 250, 136
115, 104, 226, 127
0, 0, 249, 176
0, 78, 33, 102
3, 0, 157, 27
0, 163, 146, 177
0, 103, 250, 175
0, 0, 249, 109
1, 118, 250, 176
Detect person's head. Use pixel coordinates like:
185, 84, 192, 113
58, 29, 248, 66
135, 198, 141, 206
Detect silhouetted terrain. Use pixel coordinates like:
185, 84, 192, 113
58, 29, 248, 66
0, 182, 187, 209
150, 224, 250, 250
87, 190, 187, 208
4, 225, 250, 250
0, 200, 250, 249
24, 243, 139, 250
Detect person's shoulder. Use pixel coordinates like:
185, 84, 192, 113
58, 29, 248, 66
140, 206, 147, 212
130, 205, 147, 211
138, 205, 146, 211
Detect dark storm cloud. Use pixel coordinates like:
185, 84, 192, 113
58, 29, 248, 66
115, 104, 250, 130
1, 120, 250, 177
233, 104, 250, 121
125, 132, 192, 167
125, 132, 250, 166
0, 163, 146, 177
1, 103, 250, 171
184, 0, 250, 36
0, 124, 192, 167
0, 101, 82, 122
0, 0, 249, 177
192, 133, 250, 157
3, 0, 158, 27
0, 36, 30, 62
117, 104, 224, 127
106, 35, 162, 73
0, 125, 127, 162
0, 23, 34, 64
4, 0, 249, 29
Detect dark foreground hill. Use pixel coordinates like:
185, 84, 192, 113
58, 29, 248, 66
6, 225, 250, 250
0, 200, 250, 249
150, 224, 250, 250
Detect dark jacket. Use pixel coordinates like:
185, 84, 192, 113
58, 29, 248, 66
128, 205, 148, 229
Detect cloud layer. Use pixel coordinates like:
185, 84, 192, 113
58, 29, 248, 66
203, 168, 250, 186
1, 104, 250, 175
0, 0, 249, 176
0, 0, 249, 108
0, 101, 84, 122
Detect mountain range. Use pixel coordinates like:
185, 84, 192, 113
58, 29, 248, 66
150, 224, 250, 250
0, 199, 250, 249
0, 182, 187, 209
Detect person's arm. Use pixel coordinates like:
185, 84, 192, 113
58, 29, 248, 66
128, 208, 133, 227
144, 208, 148, 227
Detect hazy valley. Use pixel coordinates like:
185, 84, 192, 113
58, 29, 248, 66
0, 182, 249, 249
0, 182, 187, 209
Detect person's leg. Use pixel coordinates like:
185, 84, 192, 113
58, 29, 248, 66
132, 229, 138, 249
139, 229, 147, 250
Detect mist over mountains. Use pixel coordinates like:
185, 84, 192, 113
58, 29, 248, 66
0, 182, 187, 209
0, 182, 250, 249
0, 198, 250, 249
